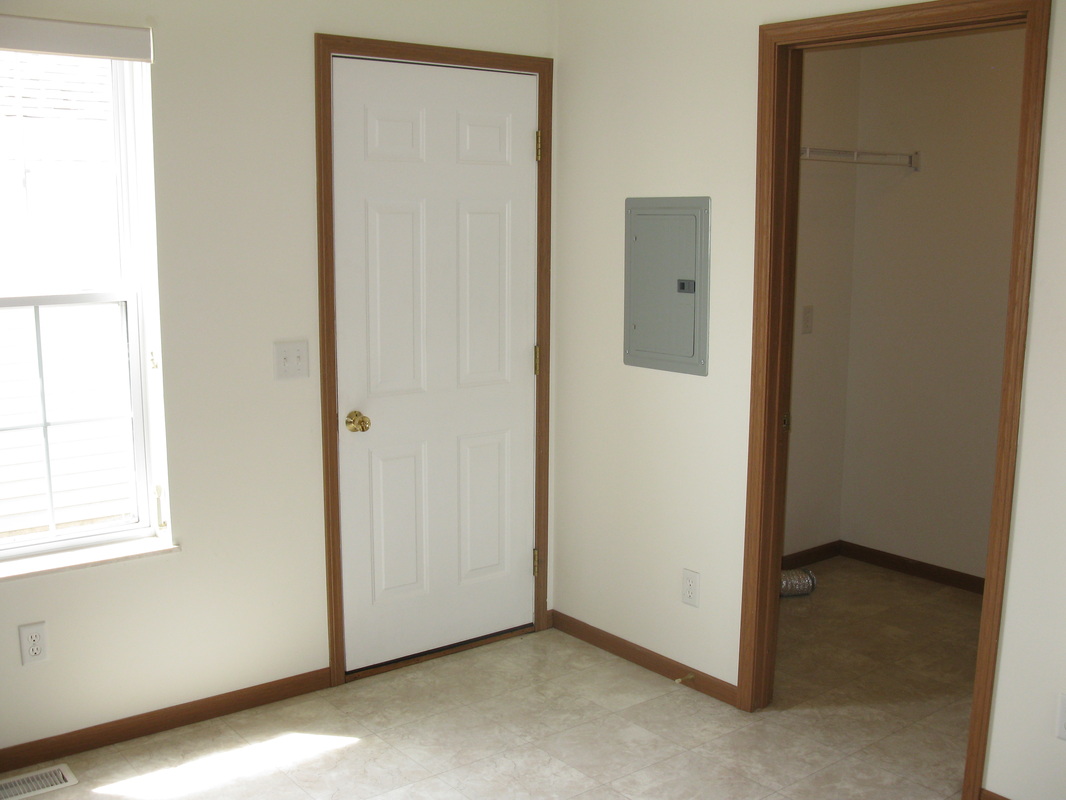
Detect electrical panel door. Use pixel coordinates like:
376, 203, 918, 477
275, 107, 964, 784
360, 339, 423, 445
624, 197, 710, 376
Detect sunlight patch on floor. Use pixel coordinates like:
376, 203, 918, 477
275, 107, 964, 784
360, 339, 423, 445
92, 732, 357, 798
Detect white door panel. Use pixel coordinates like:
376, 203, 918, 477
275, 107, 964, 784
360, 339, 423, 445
332, 56, 537, 670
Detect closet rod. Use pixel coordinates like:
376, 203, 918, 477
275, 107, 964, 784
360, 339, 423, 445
800, 146, 920, 171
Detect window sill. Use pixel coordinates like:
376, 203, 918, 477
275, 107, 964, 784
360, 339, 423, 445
0, 536, 180, 581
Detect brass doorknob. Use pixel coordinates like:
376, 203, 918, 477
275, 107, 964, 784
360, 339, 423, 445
345, 411, 371, 432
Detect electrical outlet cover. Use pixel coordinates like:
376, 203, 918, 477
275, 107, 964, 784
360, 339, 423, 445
682, 569, 700, 608
19, 621, 47, 665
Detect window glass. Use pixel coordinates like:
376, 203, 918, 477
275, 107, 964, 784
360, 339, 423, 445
0, 52, 123, 296
0, 44, 166, 561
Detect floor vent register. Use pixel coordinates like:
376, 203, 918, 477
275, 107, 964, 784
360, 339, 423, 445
0, 765, 78, 800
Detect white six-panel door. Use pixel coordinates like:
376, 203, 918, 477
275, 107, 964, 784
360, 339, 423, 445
331, 56, 538, 670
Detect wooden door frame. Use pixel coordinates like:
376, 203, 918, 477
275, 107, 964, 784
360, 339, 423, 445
738, 1, 1050, 797
314, 34, 553, 687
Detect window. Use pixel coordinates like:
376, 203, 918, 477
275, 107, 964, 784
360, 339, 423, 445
0, 17, 169, 566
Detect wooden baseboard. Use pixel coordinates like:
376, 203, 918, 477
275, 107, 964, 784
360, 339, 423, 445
781, 541, 842, 570
0, 668, 331, 774
782, 540, 984, 594
981, 790, 1011, 800
551, 611, 738, 707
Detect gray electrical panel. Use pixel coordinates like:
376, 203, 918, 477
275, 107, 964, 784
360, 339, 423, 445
623, 197, 710, 376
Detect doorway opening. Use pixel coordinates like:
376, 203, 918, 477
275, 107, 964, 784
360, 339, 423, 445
739, 1, 1050, 798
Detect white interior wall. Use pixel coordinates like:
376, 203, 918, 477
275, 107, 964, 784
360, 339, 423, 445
784, 32, 1022, 580
784, 48, 861, 555
839, 31, 1022, 577
553, 2, 760, 682
1, 1, 1063, 796
0, 0, 557, 748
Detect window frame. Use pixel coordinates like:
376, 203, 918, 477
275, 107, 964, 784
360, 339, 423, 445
0, 16, 171, 569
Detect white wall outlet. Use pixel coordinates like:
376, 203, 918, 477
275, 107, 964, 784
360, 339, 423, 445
274, 340, 309, 379
682, 569, 700, 608
1057, 693, 1066, 741
19, 621, 47, 665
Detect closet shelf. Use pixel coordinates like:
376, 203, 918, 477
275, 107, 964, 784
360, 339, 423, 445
800, 146, 920, 171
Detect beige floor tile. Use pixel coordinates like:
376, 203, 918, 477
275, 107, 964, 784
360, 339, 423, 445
608, 750, 774, 800
404, 646, 543, 706
777, 590, 881, 626
818, 615, 939, 665
760, 670, 831, 710
371, 776, 469, 799
535, 714, 684, 783
470, 681, 611, 739
893, 639, 978, 685
824, 664, 968, 724
279, 733, 430, 800
857, 722, 968, 796
841, 564, 941, 592
379, 705, 530, 773
804, 585, 898, 620
116, 718, 249, 773
155, 770, 315, 800
774, 556, 977, 792
866, 602, 974, 647
778, 754, 944, 800
547, 659, 681, 712
695, 718, 844, 791
326, 667, 465, 732
438, 744, 599, 799
224, 694, 371, 744
764, 689, 909, 752
571, 787, 628, 799
927, 585, 984, 614
617, 685, 754, 747
88, 744, 314, 800
919, 698, 973, 736
774, 639, 881, 687
495, 629, 618, 681
6, 565, 981, 800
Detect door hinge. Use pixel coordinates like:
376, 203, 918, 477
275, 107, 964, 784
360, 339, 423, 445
536, 130, 542, 162
782, 412, 792, 432
533, 547, 539, 578
533, 345, 541, 376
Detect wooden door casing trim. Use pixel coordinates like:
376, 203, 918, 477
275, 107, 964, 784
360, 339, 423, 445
314, 35, 553, 687
739, 4, 1050, 800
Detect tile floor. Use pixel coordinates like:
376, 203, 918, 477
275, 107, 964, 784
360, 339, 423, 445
3, 556, 981, 799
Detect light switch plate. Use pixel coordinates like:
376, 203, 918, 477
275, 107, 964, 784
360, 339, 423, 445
274, 340, 309, 379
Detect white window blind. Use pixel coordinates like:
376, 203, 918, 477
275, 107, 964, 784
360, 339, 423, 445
0, 14, 152, 62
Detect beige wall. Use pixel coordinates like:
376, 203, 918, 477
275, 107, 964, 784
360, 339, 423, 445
2, 1, 1065, 796
785, 31, 1023, 579
840, 31, 1021, 577
785, 48, 862, 555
